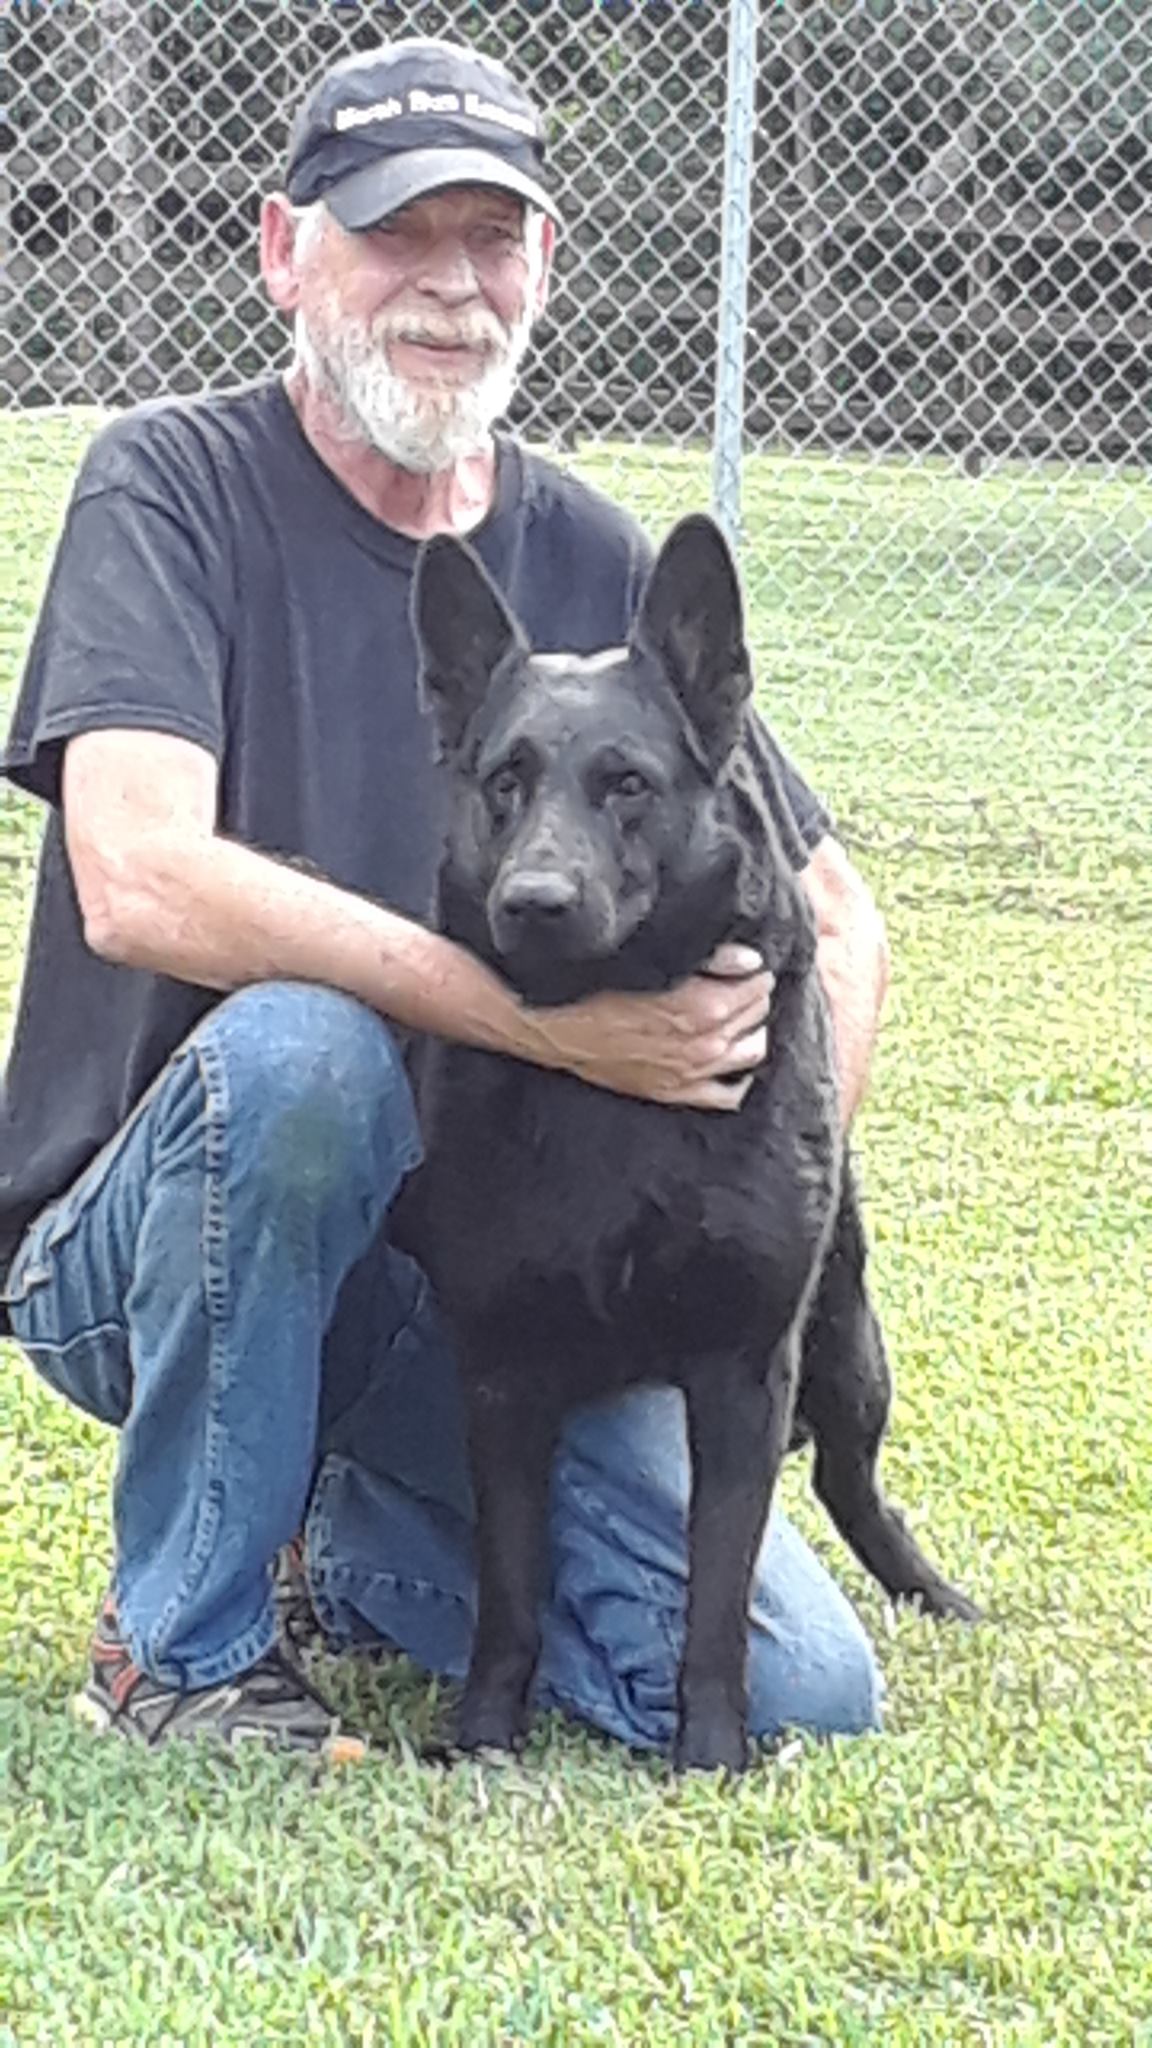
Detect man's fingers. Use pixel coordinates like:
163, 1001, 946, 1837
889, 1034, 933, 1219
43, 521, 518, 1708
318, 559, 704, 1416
717, 1025, 768, 1075
687, 1017, 769, 1079
531, 961, 773, 1110
701, 942, 764, 980
684, 969, 774, 1038
721, 976, 775, 1037
676, 1072, 756, 1111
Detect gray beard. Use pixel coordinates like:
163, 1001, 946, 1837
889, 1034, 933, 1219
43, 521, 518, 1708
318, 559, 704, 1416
293, 306, 533, 473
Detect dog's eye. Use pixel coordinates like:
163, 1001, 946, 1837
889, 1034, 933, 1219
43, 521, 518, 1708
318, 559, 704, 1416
607, 770, 652, 801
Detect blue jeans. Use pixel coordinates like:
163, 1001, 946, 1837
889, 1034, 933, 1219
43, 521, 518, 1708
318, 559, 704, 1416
4, 983, 882, 1748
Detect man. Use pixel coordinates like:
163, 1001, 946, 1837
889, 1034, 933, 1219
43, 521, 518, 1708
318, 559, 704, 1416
0, 39, 888, 1758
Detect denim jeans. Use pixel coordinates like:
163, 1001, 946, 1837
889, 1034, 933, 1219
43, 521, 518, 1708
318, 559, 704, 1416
5, 982, 882, 1748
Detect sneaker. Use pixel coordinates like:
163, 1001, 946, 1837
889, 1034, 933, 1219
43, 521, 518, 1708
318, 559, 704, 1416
71, 1593, 367, 1762
274, 1536, 397, 1667
272, 1536, 327, 1661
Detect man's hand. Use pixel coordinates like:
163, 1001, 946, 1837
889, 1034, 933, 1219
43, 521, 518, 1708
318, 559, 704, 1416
518, 944, 773, 1110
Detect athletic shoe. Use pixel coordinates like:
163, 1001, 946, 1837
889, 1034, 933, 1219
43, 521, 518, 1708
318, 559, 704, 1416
272, 1535, 327, 1660
71, 1592, 367, 1761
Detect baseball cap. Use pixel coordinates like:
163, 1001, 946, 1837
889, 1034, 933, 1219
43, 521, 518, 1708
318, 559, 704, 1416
284, 38, 560, 230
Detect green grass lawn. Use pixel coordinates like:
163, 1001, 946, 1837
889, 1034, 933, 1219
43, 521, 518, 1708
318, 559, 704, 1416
1, 415, 1150, 2046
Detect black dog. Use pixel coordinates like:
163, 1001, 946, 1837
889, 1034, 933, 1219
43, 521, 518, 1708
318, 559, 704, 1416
399, 515, 976, 1774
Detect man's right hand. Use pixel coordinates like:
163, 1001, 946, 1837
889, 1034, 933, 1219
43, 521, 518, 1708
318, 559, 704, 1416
519, 945, 774, 1110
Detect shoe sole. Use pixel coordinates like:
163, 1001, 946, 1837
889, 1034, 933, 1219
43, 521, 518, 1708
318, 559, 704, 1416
71, 1687, 123, 1737
70, 1685, 368, 1763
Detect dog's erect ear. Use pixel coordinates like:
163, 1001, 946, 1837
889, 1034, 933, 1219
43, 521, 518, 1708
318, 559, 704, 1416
412, 535, 527, 753
632, 515, 752, 771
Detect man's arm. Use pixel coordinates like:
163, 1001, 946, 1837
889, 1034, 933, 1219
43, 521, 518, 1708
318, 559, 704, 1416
800, 835, 891, 1127
62, 727, 773, 1112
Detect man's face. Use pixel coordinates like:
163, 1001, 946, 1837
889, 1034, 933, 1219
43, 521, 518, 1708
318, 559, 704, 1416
290, 184, 551, 472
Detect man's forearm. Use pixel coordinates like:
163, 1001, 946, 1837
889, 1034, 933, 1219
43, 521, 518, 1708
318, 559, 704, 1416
817, 923, 887, 1126
801, 837, 890, 1126
87, 824, 889, 1112
62, 725, 775, 1110
82, 826, 776, 1108
82, 822, 548, 1060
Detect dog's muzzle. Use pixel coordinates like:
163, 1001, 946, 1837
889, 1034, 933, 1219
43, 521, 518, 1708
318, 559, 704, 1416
490, 868, 581, 949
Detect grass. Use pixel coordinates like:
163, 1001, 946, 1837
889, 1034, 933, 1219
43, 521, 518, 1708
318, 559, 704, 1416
1, 413, 1150, 2046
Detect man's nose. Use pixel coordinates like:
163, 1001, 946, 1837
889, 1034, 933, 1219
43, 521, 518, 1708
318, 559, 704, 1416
414, 240, 480, 303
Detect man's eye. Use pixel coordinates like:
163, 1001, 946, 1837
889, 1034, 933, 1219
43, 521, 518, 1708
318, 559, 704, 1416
486, 768, 522, 805
471, 224, 522, 253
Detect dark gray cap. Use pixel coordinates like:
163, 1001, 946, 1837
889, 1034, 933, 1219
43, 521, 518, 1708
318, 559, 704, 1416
284, 38, 559, 229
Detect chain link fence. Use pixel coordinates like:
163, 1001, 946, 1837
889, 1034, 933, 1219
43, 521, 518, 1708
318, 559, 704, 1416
6, 3, 1152, 450
2, 0, 1150, 931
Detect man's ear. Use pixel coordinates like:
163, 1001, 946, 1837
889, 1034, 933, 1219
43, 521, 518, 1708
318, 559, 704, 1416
412, 536, 527, 754
532, 211, 556, 320
260, 192, 306, 314
632, 515, 752, 771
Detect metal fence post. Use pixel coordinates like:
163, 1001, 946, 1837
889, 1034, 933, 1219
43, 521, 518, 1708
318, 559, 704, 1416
94, 0, 159, 401
711, 0, 760, 555
3, 0, 1149, 667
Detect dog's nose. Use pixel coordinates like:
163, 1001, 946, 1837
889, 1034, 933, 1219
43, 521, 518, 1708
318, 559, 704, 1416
497, 871, 580, 920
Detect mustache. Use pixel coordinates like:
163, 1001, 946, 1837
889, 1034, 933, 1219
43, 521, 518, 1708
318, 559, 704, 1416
372, 311, 511, 354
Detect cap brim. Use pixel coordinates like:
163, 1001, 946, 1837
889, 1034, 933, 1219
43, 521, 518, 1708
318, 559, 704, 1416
322, 146, 561, 229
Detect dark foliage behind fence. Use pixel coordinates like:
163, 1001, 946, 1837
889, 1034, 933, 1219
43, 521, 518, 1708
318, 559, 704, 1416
4, 0, 1150, 463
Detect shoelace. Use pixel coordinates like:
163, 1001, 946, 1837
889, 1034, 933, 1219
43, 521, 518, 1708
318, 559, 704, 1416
134, 1644, 338, 1748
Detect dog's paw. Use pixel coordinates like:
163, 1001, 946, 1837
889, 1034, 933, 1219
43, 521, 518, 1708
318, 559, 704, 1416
672, 1716, 750, 1776
453, 1693, 529, 1758
421, 1736, 523, 1770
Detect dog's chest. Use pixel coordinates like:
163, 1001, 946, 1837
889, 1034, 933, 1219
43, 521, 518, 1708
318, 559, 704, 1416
407, 1016, 839, 1366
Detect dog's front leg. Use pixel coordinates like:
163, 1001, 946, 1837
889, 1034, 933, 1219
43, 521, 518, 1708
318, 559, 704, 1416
675, 1344, 798, 1774
456, 1374, 563, 1756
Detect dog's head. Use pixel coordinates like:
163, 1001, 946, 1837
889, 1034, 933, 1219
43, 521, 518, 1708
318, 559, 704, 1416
412, 516, 765, 1003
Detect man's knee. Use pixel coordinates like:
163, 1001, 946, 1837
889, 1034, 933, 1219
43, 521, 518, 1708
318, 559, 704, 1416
190, 981, 421, 1205
549, 1385, 883, 1747
746, 1524, 884, 1740
752, 1610, 882, 1740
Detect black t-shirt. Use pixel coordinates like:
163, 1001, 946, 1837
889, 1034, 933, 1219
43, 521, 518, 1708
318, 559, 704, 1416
0, 379, 830, 1281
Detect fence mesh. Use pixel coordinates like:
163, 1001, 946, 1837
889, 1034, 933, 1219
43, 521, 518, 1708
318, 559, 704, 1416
6, 4, 1151, 454
2, 0, 1150, 947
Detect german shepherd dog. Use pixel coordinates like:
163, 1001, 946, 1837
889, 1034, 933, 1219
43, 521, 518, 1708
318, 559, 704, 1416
400, 515, 976, 1773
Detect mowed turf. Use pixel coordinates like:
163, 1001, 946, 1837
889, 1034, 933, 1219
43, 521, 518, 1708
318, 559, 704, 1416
0, 414, 1149, 2047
